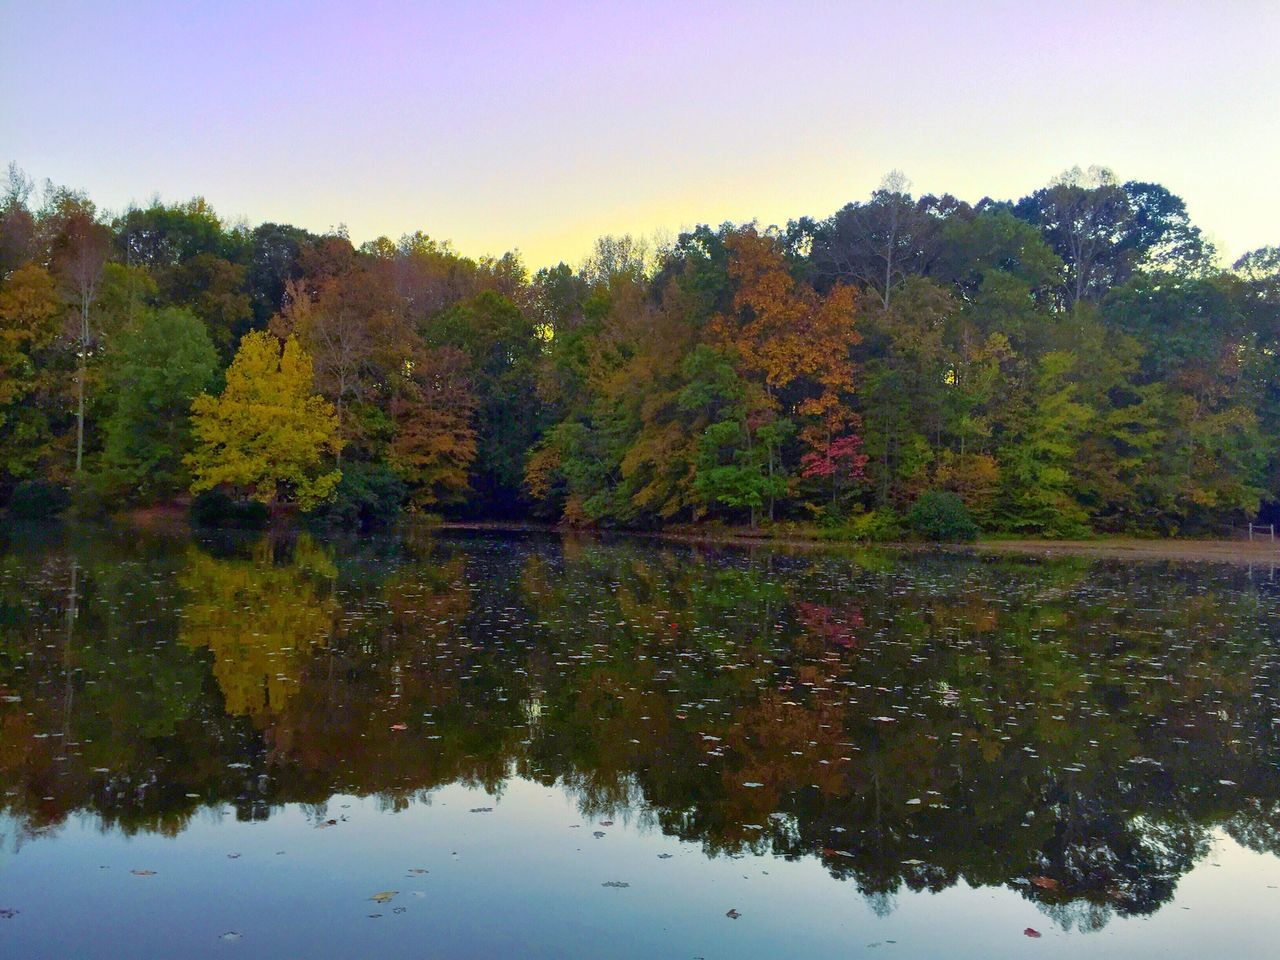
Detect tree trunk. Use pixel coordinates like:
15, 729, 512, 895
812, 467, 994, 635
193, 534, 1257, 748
74, 297, 88, 474
335, 391, 345, 466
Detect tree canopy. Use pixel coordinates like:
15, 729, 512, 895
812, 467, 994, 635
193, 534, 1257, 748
1, 163, 1276, 536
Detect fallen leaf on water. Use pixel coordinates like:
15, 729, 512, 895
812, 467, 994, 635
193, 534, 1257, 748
1030, 876, 1059, 890
1024, 928, 1042, 938
370, 891, 398, 903
390, 723, 407, 731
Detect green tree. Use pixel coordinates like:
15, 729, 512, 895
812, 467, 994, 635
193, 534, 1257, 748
101, 306, 219, 500
997, 351, 1091, 536
423, 291, 542, 516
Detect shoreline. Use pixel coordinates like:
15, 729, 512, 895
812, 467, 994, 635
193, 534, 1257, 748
99, 511, 1280, 566
440, 521, 1280, 565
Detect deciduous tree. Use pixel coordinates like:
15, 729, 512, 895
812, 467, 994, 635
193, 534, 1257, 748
186, 332, 341, 511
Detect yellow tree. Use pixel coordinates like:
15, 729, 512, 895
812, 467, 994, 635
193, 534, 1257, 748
186, 331, 342, 510
0, 263, 63, 479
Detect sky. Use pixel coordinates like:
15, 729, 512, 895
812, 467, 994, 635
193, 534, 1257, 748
2, 0, 1277, 269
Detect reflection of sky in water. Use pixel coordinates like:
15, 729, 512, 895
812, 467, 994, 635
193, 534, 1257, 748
4, 786, 1280, 959
4, 527, 1280, 956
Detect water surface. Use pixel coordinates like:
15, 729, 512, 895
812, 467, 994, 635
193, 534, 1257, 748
2, 525, 1279, 958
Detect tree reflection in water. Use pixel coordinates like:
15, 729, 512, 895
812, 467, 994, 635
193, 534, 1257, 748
2, 523, 1280, 932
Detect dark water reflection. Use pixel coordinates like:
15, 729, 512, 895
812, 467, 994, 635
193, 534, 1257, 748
3, 524, 1280, 957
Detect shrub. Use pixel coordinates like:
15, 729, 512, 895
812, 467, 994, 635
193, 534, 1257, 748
189, 490, 270, 529
5, 480, 70, 521
843, 508, 903, 542
907, 490, 979, 542
69, 475, 116, 521
306, 462, 406, 531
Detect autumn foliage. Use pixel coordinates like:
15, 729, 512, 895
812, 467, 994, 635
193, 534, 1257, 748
1, 164, 1277, 536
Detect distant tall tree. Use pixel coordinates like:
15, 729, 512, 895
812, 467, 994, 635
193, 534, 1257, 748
272, 266, 406, 459
243, 222, 317, 326
1014, 167, 1211, 307
161, 253, 252, 355
114, 198, 230, 268
0, 164, 36, 280
807, 172, 943, 308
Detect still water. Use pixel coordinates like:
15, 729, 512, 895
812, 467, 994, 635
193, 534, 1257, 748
2, 523, 1280, 958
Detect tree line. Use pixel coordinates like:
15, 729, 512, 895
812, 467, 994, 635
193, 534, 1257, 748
1, 162, 1277, 536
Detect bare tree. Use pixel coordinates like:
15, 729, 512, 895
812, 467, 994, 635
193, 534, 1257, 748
810, 171, 939, 309
60, 211, 109, 474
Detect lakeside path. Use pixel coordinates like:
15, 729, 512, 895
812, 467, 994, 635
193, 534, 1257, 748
440, 522, 1280, 566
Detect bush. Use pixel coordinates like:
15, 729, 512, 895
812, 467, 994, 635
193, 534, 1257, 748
842, 508, 903, 542
907, 490, 979, 542
190, 490, 270, 529
306, 462, 406, 531
69, 475, 116, 521
5, 480, 70, 521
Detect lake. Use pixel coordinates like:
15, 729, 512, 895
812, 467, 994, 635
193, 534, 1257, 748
2, 524, 1279, 958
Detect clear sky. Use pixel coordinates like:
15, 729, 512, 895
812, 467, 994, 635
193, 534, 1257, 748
2, 0, 1276, 268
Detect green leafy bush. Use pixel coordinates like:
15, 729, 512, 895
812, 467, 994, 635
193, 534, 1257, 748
190, 490, 270, 529
907, 491, 979, 542
306, 462, 406, 530
70, 475, 116, 521
841, 508, 903, 542
5, 480, 70, 521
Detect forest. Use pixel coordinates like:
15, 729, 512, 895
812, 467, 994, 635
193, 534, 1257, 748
1, 163, 1277, 538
